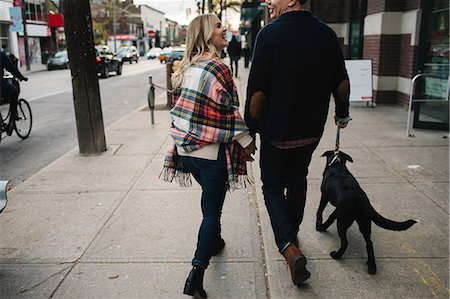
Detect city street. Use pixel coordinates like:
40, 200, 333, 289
0, 58, 169, 187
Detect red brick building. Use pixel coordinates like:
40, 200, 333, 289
308, 0, 448, 130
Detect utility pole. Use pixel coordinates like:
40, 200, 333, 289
208, 0, 213, 13
112, 0, 117, 52
20, 0, 30, 70
62, 0, 107, 155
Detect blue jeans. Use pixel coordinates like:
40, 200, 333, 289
179, 145, 227, 269
260, 140, 318, 253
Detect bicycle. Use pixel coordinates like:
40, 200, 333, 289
0, 76, 32, 144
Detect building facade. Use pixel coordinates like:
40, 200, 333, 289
312, 0, 448, 130
0, 0, 53, 66
140, 4, 166, 50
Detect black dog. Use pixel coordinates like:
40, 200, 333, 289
316, 150, 417, 274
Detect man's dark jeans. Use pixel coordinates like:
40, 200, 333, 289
260, 140, 318, 253
179, 146, 227, 269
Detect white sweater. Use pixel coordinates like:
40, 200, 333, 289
177, 131, 253, 160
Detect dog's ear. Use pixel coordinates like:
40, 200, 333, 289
340, 152, 354, 163
321, 150, 334, 157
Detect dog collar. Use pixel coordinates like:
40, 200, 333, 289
328, 152, 340, 166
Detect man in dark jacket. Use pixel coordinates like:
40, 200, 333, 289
245, 0, 351, 285
1, 50, 28, 134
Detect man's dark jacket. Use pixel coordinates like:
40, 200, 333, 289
245, 11, 349, 141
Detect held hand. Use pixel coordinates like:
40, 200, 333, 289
334, 115, 352, 128
21, 77, 28, 82
244, 140, 256, 156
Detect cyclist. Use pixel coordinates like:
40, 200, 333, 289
0, 49, 28, 135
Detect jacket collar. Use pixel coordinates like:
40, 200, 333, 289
273, 10, 317, 23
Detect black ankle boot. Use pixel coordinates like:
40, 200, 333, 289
211, 238, 225, 256
183, 266, 207, 298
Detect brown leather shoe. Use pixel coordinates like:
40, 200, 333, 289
282, 244, 310, 285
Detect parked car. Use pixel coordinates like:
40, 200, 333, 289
167, 47, 185, 63
146, 47, 162, 60
159, 47, 173, 63
115, 46, 139, 64
95, 47, 122, 78
47, 50, 69, 70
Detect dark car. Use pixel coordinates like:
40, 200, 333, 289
95, 48, 122, 78
115, 46, 139, 64
47, 50, 69, 70
167, 47, 185, 64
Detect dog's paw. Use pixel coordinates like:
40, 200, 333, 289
367, 263, 377, 274
316, 224, 326, 232
330, 251, 341, 259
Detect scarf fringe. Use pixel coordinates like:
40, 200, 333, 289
227, 174, 254, 191
159, 168, 193, 187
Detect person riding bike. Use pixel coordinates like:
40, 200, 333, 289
0, 50, 28, 135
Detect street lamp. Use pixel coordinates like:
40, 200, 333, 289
112, 0, 126, 52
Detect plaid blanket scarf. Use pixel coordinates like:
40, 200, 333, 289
161, 56, 251, 190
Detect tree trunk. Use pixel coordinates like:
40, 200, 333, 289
62, 0, 106, 154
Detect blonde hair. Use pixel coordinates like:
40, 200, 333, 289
172, 14, 221, 88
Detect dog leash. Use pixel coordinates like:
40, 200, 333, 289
328, 127, 341, 166
335, 127, 341, 153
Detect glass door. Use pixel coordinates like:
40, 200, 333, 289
414, 0, 449, 131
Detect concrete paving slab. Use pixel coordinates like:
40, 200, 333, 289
266, 257, 449, 299
0, 264, 71, 298
108, 110, 170, 131
18, 155, 151, 193
106, 131, 169, 156
84, 189, 260, 263
134, 154, 201, 190
53, 261, 266, 299
412, 181, 449, 213
370, 145, 449, 182
0, 192, 125, 263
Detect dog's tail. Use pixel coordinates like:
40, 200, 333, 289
360, 199, 417, 231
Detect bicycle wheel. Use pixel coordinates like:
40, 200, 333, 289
14, 99, 32, 139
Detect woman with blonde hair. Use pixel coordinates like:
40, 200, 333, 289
161, 13, 255, 298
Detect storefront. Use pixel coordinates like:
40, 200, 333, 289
18, 23, 52, 66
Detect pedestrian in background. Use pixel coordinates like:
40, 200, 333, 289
245, 0, 351, 286
227, 35, 242, 77
242, 43, 251, 69
161, 14, 256, 299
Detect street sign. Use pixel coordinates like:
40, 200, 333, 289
9, 7, 23, 32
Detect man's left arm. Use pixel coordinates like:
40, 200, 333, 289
332, 39, 351, 128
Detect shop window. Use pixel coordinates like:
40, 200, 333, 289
25, 0, 47, 22
348, 0, 367, 59
0, 23, 11, 52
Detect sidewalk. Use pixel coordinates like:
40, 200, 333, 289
0, 61, 448, 298
19, 64, 48, 75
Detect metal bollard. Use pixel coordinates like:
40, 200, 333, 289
0, 180, 10, 214
148, 75, 155, 125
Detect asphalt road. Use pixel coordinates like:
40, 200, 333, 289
0, 59, 168, 188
